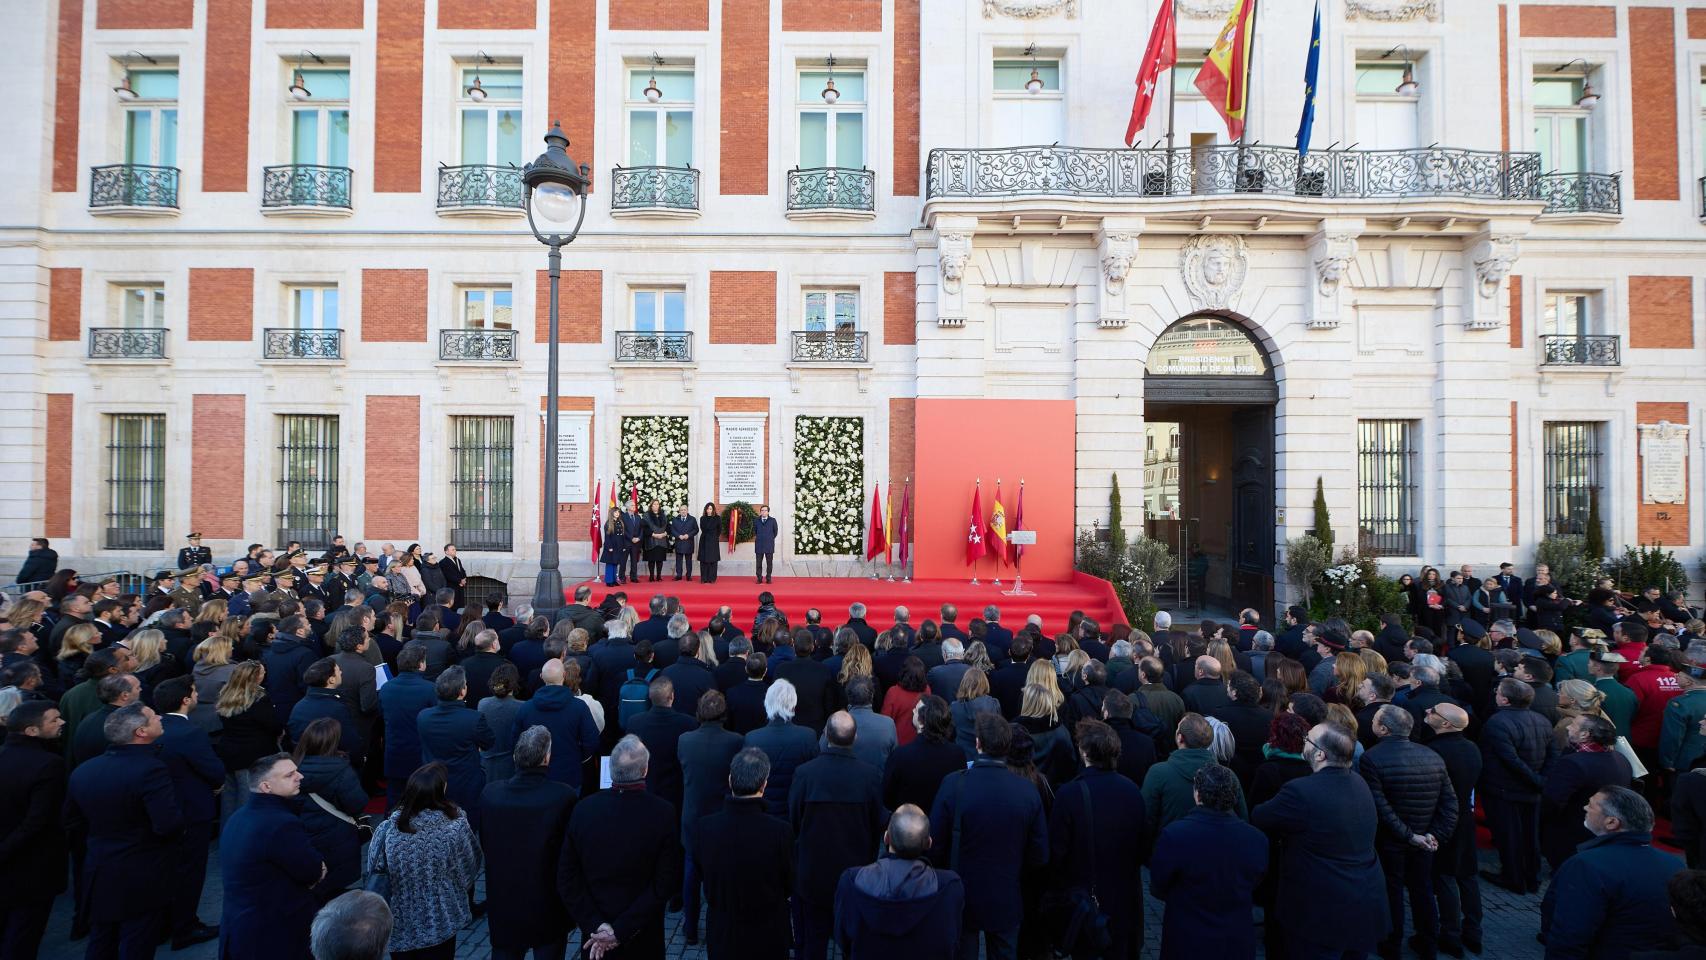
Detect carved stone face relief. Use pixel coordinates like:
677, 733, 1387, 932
1344, 0, 1442, 22
1181, 234, 1248, 309
982, 0, 1078, 19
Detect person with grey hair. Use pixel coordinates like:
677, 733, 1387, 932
72, 672, 141, 767
1543, 714, 1633, 871
927, 639, 971, 701
559, 735, 682, 960
1252, 722, 1388, 959
416, 665, 496, 830
1542, 785, 1684, 957
482, 725, 578, 960
839, 603, 876, 649
744, 679, 819, 816
1248, 630, 1275, 679
885, 606, 916, 649
311, 891, 392, 960
1360, 704, 1457, 960
688, 746, 793, 957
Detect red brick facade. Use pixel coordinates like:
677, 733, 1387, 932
265, 0, 363, 28
710, 272, 777, 344
884, 272, 915, 346
893, 0, 921, 196
437, 0, 535, 29
193, 395, 246, 538
45, 395, 73, 539
1630, 7, 1680, 201
1691, 8, 1706, 38
609, 0, 708, 30
549, 0, 598, 192
188, 269, 254, 341
720, 0, 770, 195
97, 0, 193, 29
1629, 275, 1694, 349
1508, 274, 1523, 349
361, 269, 428, 342
534, 270, 602, 343
889, 397, 916, 493
782, 0, 881, 31
1499, 5, 1512, 152
1637, 401, 1691, 546
203, 0, 253, 192
1519, 4, 1617, 36
374, 0, 425, 193
52, 0, 83, 193
365, 396, 421, 540
50, 269, 81, 343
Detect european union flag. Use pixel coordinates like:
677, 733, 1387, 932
1297, 0, 1322, 156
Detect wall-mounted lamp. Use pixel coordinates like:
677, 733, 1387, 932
1382, 45, 1419, 96
289, 51, 325, 101
465, 51, 495, 101
1554, 58, 1600, 109
112, 51, 157, 101
1024, 43, 1044, 94
821, 55, 840, 104
644, 53, 664, 103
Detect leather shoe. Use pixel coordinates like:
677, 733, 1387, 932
172, 923, 219, 949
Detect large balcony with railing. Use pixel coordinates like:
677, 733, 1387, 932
436, 164, 523, 214
790, 330, 868, 363
262, 164, 353, 214
88, 327, 167, 360
439, 328, 517, 362
89, 164, 179, 215
1540, 334, 1620, 367
263, 328, 344, 360
615, 331, 693, 363
1537, 172, 1621, 216
786, 167, 876, 217
610, 166, 700, 217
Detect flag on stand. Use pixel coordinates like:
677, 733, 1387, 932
866, 485, 888, 562
1008, 483, 1025, 565
609, 482, 620, 517
1296, 0, 1322, 156
896, 482, 911, 569
883, 485, 894, 565
1125, 0, 1176, 146
727, 505, 739, 552
1194, 0, 1259, 141
966, 485, 987, 566
630, 484, 639, 513
987, 483, 1008, 566
590, 480, 603, 561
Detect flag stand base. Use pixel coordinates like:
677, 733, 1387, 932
993, 578, 1002, 586
1002, 574, 1035, 597
970, 578, 980, 585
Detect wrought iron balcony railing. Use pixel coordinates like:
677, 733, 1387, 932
790, 330, 869, 362
437, 164, 523, 211
262, 164, 353, 211
611, 166, 700, 213
926, 145, 1544, 202
787, 167, 876, 213
1540, 334, 1620, 366
88, 327, 167, 359
439, 328, 518, 361
615, 331, 693, 363
89, 164, 179, 211
263, 328, 343, 360
1537, 172, 1621, 215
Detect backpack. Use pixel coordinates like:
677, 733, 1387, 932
619, 667, 658, 730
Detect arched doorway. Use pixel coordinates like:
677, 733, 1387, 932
1142, 314, 1278, 616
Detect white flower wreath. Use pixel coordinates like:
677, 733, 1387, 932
793, 416, 864, 555
620, 416, 690, 510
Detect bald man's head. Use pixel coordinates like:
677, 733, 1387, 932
825, 711, 857, 748
540, 659, 565, 686
886, 804, 932, 859
1195, 655, 1222, 680
1426, 701, 1469, 733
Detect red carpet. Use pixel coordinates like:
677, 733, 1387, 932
567, 572, 1127, 635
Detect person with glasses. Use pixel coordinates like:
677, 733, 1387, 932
1251, 722, 1388, 960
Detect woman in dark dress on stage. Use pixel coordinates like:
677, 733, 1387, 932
698, 503, 722, 584
642, 500, 670, 581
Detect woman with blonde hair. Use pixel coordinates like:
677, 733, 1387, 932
1208, 639, 1240, 684
55, 622, 102, 689
1026, 658, 1065, 710
695, 629, 719, 669
618, 603, 640, 639
127, 628, 180, 700
963, 640, 995, 674
837, 642, 872, 687
1554, 678, 1612, 750
214, 660, 281, 818
1536, 628, 1565, 660
190, 631, 238, 732
5, 597, 46, 632
1017, 682, 1077, 786
1329, 651, 1369, 706
1359, 648, 1389, 678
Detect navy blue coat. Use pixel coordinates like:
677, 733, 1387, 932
261, 636, 320, 719
752, 515, 779, 554
1250, 766, 1389, 953
295, 753, 368, 895
512, 685, 601, 790
668, 515, 698, 555
157, 713, 225, 825
929, 757, 1049, 934
661, 657, 717, 717
218, 792, 324, 960
1542, 831, 1684, 960
726, 678, 772, 735
982, 624, 1015, 664
417, 698, 496, 823
1149, 807, 1269, 960
744, 717, 821, 817
481, 768, 577, 950
626, 703, 698, 815
64, 744, 184, 921
1050, 767, 1148, 956
288, 687, 363, 763
0, 733, 68, 895
835, 857, 965, 960
788, 746, 887, 906
378, 670, 437, 778
678, 719, 746, 847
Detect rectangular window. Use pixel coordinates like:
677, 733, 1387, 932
992, 56, 1063, 147
460, 287, 514, 329
289, 286, 340, 329
1541, 292, 1596, 336
632, 288, 686, 332
450, 417, 514, 552
1357, 420, 1418, 556
803, 289, 859, 331
106, 414, 166, 550
1355, 61, 1419, 150
119, 286, 166, 327
290, 68, 351, 167
1533, 73, 1589, 173
626, 67, 694, 167
798, 66, 866, 169
124, 68, 179, 167
459, 66, 524, 167
1543, 421, 1602, 536
278, 414, 339, 549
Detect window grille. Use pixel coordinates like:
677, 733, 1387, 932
1357, 420, 1418, 556
450, 417, 514, 552
278, 414, 339, 549
1543, 421, 1603, 536
106, 414, 166, 550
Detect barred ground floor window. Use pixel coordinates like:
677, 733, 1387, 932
1543, 421, 1603, 536
450, 416, 515, 552
278, 414, 339, 550
106, 413, 165, 551
1356, 419, 1418, 557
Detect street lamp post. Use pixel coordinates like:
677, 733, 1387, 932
522, 122, 590, 615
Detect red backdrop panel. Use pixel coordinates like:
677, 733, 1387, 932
913, 399, 1077, 581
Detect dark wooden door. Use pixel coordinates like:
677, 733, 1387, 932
1230, 405, 1275, 614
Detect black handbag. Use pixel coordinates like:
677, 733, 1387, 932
1055, 782, 1112, 958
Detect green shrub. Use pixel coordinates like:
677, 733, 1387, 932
1108, 474, 1127, 556
1076, 530, 1175, 624
1312, 478, 1334, 550
1536, 535, 1597, 601
1584, 488, 1606, 560
1603, 543, 1689, 596
1284, 535, 1333, 602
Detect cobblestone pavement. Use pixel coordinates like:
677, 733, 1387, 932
38, 847, 1547, 959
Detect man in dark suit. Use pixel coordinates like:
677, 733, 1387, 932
176, 532, 213, 572
513, 659, 601, 791
1424, 702, 1485, 956
1180, 657, 1232, 715
633, 595, 672, 648
792, 712, 886, 960
458, 629, 509, 706
625, 678, 697, 820
661, 632, 717, 716
417, 666, 497, 828
378, 643, 438, 808
727, 655, 773, 735
559, 735, 683, 959
840, 603, 878, 649
677, 691, 747, 944
15, 537, 57, 585
752, 505, 779, 584
153, 677, 223, 949
1210, 671, 1273, 790
1276, 605, 1311, 660
289, 658, 363, 763
264, 615, 321, 719
437, 543, 469, 610
669, 506, 698, 580
481, 596, 516, 633
219, 753, 324, 960
691, 747, 795, 958
1251, 722, 1390, 959
481, 726, 578, 960
1052, 719, 1149, 959
835, 804, 965, 960
714, 637, 753, 691
622, 502, 646, 584
555, 584, 606, 639
775, 631, 837, 734
938, 604, 968, 645
65, 702, 185, 959
0, 701, 68, 959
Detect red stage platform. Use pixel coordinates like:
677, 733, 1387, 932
567, 572, 1126, 635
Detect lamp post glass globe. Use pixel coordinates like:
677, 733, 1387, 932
532, 181, 582, 227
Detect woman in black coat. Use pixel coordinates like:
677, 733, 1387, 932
880, 696, 966, 812
698, 503, 722, 585
642, 500, 670, 581
291, 718, 369, 901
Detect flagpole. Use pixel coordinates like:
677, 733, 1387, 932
1240, 0, 1260, 149
1164, 0, 1177, 159
970, 478, 980, 586
903, 476, 912, 583
991, 478, 1002, 587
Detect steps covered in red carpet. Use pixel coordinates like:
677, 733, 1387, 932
566, 572, 1127, 635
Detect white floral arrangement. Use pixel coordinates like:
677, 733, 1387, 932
620, 415, 690, 510
793, 416, 864, 555
1324, 563, 1362, 587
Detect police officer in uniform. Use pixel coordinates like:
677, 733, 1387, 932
231, 574, 266, 618
669, 504, 699, 581
326, 556, 359, 612
297, 566, 328, 605
208, 571, 241, 605
176, 533, 212, 573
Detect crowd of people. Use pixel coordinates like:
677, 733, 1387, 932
8, 543, 1706, 959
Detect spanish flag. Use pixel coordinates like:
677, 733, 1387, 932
1194, 0, 1258, 141
883, 485, 894, 565
987, 482, 1008, 566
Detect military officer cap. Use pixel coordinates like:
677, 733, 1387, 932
219, 570, 242, 583
241, 573, 268, 586
152, 570, 177, 583
177, 568, 202, 579
186, 532, 202, 540
274, 569, 297, 582
336, 556, 358, 567
306, 565, 328, 578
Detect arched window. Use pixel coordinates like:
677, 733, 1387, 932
1144, 316, 1269, 377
